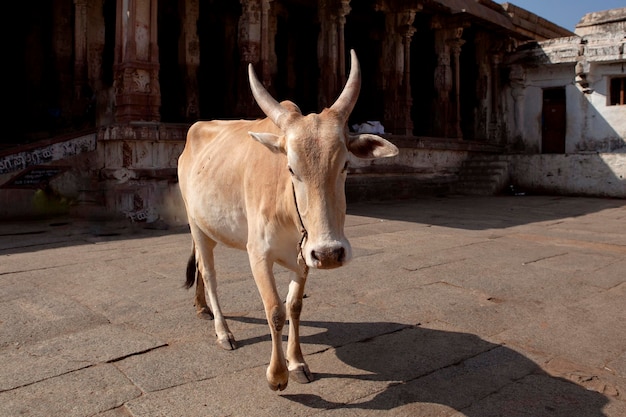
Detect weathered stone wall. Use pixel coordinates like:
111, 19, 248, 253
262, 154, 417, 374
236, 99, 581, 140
96, 124, 186, 221
0, 134, 98, 219
510, 154, 625, 197
575, 7, 626, 36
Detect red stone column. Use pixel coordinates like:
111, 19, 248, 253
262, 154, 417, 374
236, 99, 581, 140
237, 0, 262, 116
113, 0, 161, 123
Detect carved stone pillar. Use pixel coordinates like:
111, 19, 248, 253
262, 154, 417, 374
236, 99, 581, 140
432, 22, 451, 137
237, 0, 273, 117
338, 1, 351, 84
113, 0, 161, 123
432, 20, 464, 138
239, 0, 261, 65
399, 19, 417, 135
181, 0, 200, 121
489, 52, 502, 142
509, 64, 526, 144
318, 0, 337, 109
318, 0, 351, 109
261, 0, 273, 87
381, 9, 416, 135
448, 34, 465, 139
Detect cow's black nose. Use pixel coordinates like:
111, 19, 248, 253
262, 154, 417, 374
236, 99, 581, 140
334, 247, 346, 263
311, 247, 345, 268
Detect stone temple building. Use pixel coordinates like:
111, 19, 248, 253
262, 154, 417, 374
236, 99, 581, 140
0, 1, 623, 221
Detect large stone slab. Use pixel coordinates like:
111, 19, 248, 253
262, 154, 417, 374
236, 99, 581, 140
0, 364, 141, 417
0, 324, 165, 391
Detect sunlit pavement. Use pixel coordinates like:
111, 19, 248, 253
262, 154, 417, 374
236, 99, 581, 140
1, 195, 625, 416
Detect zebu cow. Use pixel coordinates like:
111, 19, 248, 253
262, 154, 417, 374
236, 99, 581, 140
178, 50, 398, 391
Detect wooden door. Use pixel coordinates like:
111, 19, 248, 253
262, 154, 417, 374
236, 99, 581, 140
542, 88, 566, 154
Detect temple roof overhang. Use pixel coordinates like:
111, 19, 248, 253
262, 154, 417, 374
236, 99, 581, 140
431, 1, 574, 41
507, 31, 626, 66
437, 0, 514, 30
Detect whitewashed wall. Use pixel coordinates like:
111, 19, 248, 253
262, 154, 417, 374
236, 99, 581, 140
504, 31, 626, 197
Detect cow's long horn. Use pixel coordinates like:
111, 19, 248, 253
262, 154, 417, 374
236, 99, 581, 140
330, 49, 361, 120
248, 64, 289, 128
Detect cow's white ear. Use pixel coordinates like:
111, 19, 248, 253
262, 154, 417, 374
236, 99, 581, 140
248, 131, 285, 154
347, 134, 399, 159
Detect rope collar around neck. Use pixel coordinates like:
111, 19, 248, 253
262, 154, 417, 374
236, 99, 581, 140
291, 181, 309, 272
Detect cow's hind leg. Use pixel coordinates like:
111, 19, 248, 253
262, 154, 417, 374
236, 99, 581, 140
189, 230, 236, 350
186, 249, 213, 319
286, 269, 314, 384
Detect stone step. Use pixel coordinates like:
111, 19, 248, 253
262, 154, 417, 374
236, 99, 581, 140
346, 173, 454, 202
454, 157, 510, 196
459, 161, 509, 170
458, 166, 508, 178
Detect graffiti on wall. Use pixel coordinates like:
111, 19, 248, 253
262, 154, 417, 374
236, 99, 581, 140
1, 166, 70, 189
0, 133, 96, 175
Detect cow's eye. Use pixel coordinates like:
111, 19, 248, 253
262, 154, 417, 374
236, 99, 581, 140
342, 161, 349, 173
288, 166, 295, 176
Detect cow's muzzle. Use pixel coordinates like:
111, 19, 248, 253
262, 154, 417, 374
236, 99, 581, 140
309, 246, 348, 269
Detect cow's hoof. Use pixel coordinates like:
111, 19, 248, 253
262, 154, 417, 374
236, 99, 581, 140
267, 380, 288, 391
216, 334, 237, 350
289, 363, 314, 384
267, 368, 289, 391
196, 307, 214, 320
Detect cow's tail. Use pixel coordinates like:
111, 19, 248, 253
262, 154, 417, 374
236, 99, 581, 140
184, 242, 196, 289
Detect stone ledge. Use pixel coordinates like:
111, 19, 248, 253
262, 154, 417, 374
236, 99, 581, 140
98, 123, 190, 142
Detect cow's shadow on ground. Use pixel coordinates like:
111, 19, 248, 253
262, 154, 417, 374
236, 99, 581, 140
231, 317, 608, 416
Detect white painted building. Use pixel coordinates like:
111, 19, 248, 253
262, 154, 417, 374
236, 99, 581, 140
504, 7, 626, 197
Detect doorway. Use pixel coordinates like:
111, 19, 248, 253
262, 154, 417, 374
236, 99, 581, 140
542, 88, 566, 154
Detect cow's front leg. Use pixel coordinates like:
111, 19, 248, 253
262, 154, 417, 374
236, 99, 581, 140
286, 270, 313, 383
248, 254, 289, 391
